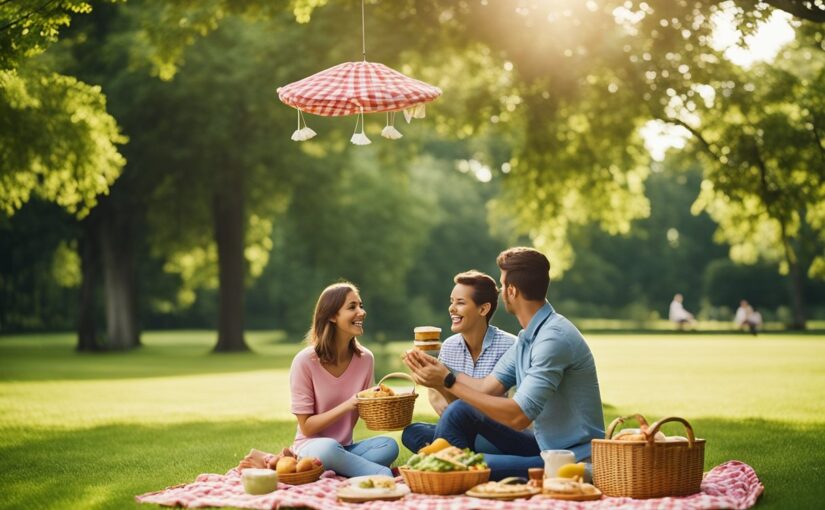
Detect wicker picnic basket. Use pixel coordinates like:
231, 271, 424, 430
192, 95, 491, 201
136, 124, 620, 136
399, 467, 491, 495
592, 414, 705, 499
356, 372, 418, 431
278, 464, 324, 485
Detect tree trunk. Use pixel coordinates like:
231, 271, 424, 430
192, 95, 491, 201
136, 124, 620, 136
99, 203, 141, 350
779, 218, 807, 330
212, 171, 249, 352
786, 256, 807, 330
77, 214, 101, 352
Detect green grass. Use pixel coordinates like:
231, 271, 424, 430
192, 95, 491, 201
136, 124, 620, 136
1, 331, 824, 509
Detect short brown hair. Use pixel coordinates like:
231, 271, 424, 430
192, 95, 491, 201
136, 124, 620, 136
496, 247, 550, 301
453, 270, 499, 323
307, 282, 363, 364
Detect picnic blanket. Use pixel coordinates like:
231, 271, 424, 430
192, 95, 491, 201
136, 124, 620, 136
136, 460, 764, 510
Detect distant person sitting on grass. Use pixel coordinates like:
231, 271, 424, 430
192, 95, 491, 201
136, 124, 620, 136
734, 300, 762, 335
669, 293, 696, 330
401, 270, 516, 455
237, 282, 398, 477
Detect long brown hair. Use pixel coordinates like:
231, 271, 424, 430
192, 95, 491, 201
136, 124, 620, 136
307, 282, 364, 365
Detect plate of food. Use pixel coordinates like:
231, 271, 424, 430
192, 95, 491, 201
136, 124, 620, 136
466, 480, 540, 501
538, 477, 603, 501
336, 475, 410, 503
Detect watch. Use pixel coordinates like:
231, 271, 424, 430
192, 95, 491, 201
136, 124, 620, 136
443, 371, 456, 389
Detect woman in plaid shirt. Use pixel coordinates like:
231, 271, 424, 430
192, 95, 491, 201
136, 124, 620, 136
401, 270, 516, 454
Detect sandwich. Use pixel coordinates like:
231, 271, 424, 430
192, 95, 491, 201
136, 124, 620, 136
413, 326, 441, 352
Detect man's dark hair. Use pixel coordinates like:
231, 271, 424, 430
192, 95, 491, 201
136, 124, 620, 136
496, 247, 550, 301
453, 270, 499, 323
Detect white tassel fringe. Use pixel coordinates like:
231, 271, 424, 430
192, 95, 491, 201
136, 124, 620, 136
381, 125, 403, 139
350, 132, 372, 145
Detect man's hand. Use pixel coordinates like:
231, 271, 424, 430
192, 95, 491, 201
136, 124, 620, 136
403, 349, 450, 388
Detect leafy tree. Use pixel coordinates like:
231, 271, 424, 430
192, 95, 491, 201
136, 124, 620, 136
666, 24, 824, 328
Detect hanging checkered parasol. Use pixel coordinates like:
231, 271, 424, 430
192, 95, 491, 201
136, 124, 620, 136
276, 1, 442, 145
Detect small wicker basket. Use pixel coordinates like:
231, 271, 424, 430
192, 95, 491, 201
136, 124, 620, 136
592, 414, 705, 499
278, 464, 324, 485
356, 372, 418, 431
400, 467, 490, 495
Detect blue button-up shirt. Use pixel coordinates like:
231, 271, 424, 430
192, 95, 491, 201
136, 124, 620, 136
492, 302, 604, 461
438, 325, 516, 378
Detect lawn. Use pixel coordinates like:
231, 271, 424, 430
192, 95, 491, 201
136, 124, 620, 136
1, 330, 824, 509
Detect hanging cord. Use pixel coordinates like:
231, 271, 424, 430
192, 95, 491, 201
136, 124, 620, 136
353, 108, 363, 135
361, 0, 367, 61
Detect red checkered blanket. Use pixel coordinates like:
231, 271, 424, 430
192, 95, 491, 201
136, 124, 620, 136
136, 461, 763, 509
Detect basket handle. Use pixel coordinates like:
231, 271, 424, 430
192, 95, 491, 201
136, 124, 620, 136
376, 372, 416, 394
605, 414, 651, 439
647, 416, 696, 447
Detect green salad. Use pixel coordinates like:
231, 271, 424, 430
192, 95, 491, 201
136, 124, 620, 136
404, 447, 488, 472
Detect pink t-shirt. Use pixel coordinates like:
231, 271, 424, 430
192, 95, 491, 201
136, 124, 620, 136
289, 345, 374, 449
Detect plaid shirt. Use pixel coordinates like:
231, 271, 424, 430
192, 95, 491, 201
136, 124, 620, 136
438, 325, 516, 378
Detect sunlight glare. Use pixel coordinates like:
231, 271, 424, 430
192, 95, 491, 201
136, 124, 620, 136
641, 120, 691, 162
711, 3, 795, 68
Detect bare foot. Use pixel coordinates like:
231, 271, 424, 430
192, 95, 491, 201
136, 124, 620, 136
238, 448, 270, 470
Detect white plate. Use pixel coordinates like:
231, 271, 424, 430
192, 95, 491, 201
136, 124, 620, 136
347, 476, 409, 492
339, 477, 410, 501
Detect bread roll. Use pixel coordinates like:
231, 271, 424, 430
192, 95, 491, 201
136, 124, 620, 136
275, 456, 297, 474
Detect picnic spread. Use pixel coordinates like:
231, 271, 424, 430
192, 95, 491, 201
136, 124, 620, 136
137, 409, 765, 509
135, 460, 764, 509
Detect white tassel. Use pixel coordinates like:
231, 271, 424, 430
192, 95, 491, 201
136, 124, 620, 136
413, 103, 426, 119
351, 109, 371, 145
351, 132, 372, 145
381, 112, 403, 140
291, 110, 315, 142
403, 108, 414, 123
299, 126, 316, 140
381, 125, 403, 139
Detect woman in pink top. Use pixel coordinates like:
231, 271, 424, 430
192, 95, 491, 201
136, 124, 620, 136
286, 282, 398, 477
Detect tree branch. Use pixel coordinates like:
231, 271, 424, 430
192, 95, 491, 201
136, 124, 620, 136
662, 116, 730, 166
0, 0, 59, 33
762, 0, 825, 23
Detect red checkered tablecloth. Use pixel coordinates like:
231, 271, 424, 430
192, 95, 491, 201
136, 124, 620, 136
277, 61, 441, 117
136, 460, 763, 510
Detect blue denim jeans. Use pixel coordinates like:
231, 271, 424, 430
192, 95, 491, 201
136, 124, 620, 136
433, 400, 544, 480
295, 436, 398, 477
401, 423, 502, 454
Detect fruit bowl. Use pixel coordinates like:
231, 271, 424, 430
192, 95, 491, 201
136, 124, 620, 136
278, 465, 324, 485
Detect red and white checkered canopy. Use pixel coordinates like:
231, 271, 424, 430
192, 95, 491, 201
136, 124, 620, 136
277, 61, 441, 117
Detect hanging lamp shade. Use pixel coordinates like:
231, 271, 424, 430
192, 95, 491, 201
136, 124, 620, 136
277, 61, 441, 117
276, 0, 441, 144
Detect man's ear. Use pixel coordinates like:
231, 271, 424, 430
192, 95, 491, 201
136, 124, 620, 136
506, 284, 516, 298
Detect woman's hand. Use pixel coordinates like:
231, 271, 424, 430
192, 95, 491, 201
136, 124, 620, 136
347, 393, 360, 411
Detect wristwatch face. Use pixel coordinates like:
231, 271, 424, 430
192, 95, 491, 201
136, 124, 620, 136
444, 372, 456, 388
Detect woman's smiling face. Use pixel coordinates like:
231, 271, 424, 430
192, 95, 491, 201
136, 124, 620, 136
449, 283, 485, 333
333, 291, 366, 338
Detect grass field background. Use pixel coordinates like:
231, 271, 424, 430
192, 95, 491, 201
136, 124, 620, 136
1, 330, 824, 509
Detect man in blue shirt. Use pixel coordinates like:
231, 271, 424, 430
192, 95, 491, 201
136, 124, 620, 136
402, 270, 516, 454
404, 248, 604, 480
